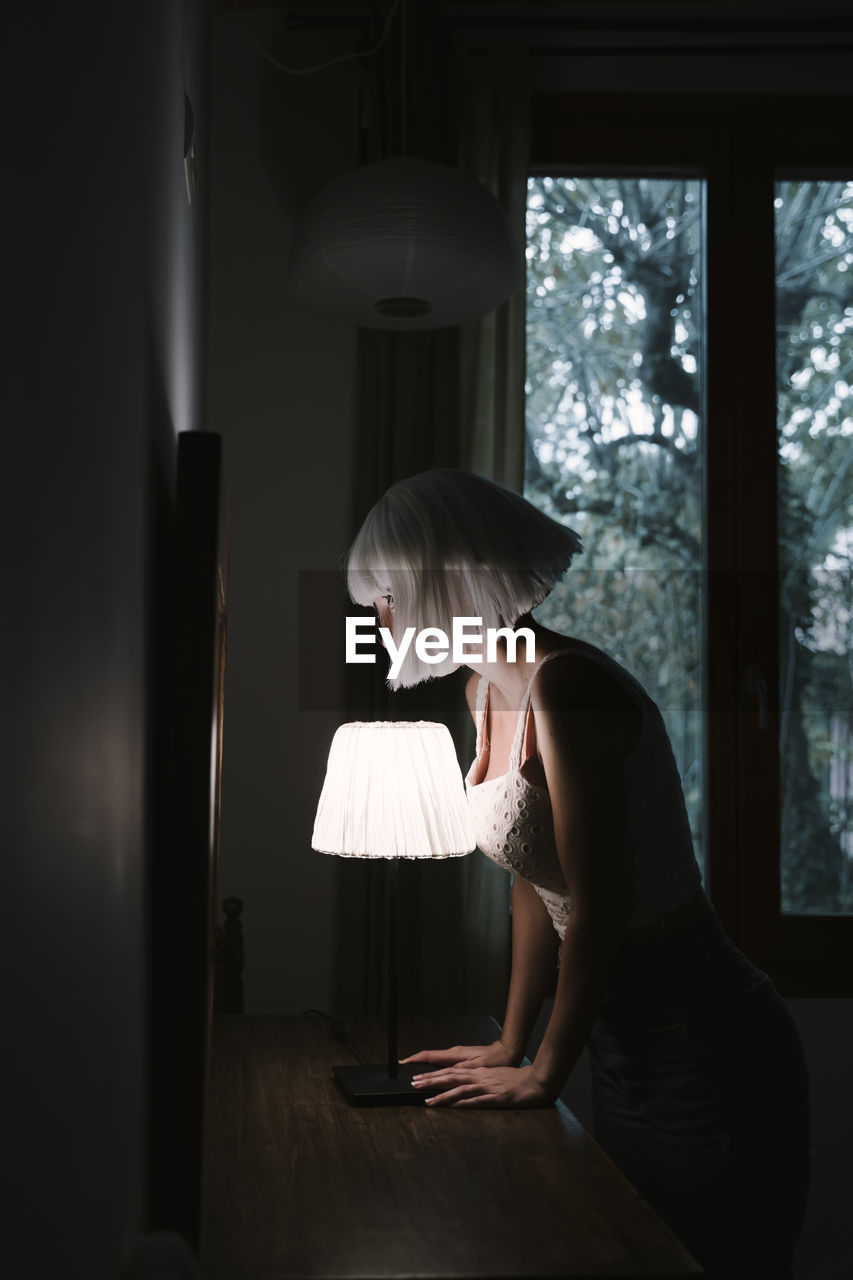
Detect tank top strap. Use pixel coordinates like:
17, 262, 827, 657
473, 670, 490, 758
508, 649, 578, 772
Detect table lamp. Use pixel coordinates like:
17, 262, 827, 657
312, 721, 475, 1104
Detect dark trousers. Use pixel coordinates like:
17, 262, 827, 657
589, 907, 810, 1279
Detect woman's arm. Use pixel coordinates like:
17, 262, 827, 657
524, 658, 634, 1095
412, 656, 637, 1107
499, 875, 560, 1059
401, 872, 558, 1072
401, 672, 558, 1074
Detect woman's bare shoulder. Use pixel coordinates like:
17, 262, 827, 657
530, 651, 642, 754
532, 649, 632, 707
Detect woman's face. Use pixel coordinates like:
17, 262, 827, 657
373, 593, 394, 637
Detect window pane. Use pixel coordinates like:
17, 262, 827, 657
525, 176, 705, 872
776, 179, 853, 915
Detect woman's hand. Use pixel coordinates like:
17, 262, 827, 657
400, 1040, 520, 1071
410, 1062, 556, 1109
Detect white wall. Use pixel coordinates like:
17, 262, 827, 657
3, 0, 206, 1273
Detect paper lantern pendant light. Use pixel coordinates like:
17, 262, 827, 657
289, 156, 519, 330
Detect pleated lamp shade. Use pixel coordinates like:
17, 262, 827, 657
312, 721, 475, 860
289, 156, 519, 331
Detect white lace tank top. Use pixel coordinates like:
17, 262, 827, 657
464, 647, 702, 939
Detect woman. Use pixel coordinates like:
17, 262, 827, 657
346, 468, 810, 1279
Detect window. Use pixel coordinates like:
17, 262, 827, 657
526, 174, 706, 871
775, 180, 853, 915
528, 94, 853, 994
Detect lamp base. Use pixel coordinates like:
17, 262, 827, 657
332, 1063, 440, 1106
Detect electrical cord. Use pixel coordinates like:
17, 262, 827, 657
302, 1007, 367, 1064
254, 0, 401, 77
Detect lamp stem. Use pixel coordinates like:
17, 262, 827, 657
386, 857, 399, 1078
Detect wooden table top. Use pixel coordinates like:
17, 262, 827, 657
201, 1013, 702, 1279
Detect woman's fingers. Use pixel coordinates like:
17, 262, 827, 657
401, 1044, 490, 1066
414, 1067, 484, 1093
424, 1079, 489, 1107
399, 1048, 456, 1065
411, 1067, 466, 1086
413, 1063, 554, 1110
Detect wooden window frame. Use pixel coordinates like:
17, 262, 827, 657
530, 92, 853, 995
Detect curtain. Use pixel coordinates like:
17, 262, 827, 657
331, 13, 531, 1023
457, 47, 531, 489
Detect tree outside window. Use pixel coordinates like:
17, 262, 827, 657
525, 172, 853, 918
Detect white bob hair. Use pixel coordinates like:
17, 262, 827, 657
346, 468, 582, 689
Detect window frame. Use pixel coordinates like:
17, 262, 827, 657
530, 91, 853, 995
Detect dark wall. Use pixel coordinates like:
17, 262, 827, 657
3, 1, 206, 1272
206, 10, 852, 1279
208, 9, 359, 1014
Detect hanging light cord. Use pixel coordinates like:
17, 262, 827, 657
254, 0, 401, 77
